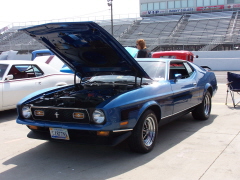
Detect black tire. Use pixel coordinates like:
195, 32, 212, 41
192, 91, 212, 120
128, 110, 158, 153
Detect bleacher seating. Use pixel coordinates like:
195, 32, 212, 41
1, 11, 240, 52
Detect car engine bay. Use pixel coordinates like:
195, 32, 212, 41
31, 81, 138, 108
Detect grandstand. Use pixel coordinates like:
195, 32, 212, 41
1, 10, 240, 53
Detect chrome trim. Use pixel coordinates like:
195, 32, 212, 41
30, 106, 87, 111
113, 129, 133, 132
161, 102, 201, 119
30, 106, 90, 121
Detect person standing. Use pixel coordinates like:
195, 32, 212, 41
136, 39, 151, 58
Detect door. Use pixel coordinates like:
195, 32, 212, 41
2, 64, 44, 108
169, 61, 199, 114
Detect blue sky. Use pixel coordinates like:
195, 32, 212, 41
0, 0, 140, 29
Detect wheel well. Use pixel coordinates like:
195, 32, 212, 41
147, 105, 161, 123
207, 87, 213, 97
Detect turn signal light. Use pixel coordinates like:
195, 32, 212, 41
34, 110, 44, 116
97, 131, 110, 136
120, 121, 128, 126
73, 112, 84, 119
28, 125, 39, 130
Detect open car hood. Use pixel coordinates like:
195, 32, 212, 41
19, 22, 150, 79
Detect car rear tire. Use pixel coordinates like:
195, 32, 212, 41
192, 91, 211, 120
128, 110, 158, 153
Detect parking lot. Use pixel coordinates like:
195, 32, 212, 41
0, 71, 240, 180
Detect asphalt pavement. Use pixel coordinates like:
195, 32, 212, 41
0, 71, 239, 180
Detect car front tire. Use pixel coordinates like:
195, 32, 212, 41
128, 110, 158, 153
192, 91, 212, 120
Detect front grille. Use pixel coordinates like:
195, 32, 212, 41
31, 106, 90, 124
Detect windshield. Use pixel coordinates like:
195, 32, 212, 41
0, 64, 8, 80
138, 61, 166, 80
90, 75, 142, 83
88, 61, 166, 84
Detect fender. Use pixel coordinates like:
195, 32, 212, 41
136, 100, 161, 123
203, 83, 213, 98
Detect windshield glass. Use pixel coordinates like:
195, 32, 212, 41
0, 64, 8, 80
88, 61, 166, 83
138, 61, 166, 80
90, 75, 140, 83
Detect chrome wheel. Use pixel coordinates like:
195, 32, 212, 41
192, 91, 212, 120
142, 117, 156, 147
128, 110, 158, 153
204, 93, 211, 116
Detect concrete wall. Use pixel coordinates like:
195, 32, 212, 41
0, 50, 31, 60
10, 54, 31, 60
1, 50, 240, 71
192, 51, 240, 71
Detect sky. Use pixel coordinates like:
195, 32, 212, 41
0, 0, 140, 29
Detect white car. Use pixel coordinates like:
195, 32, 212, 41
0, 60, 76, 111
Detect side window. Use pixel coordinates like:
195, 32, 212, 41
183, 62, 194, 77
8, 65, 27, 79
169, 62, 194, 79
32, 65, 44, 77
160, 55, 176, 59
25, 65, 44, 77
8, 65, 43, 79
36, 53, 51, 57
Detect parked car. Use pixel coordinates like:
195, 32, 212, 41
0, 60, 76, 111
33, 55, 65, 71
16, 22, 217, 153
31, 49, 55, 60
152, 51, 197, 62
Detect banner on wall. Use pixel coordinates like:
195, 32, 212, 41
196, 5, 224, 11
141, 10, 166, 15
226, 4, 240, 8
141, 8, 195, 15
168, 8, 195, 13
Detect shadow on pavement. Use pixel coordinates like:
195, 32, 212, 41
0, 113, 216, 180
0, 109, 17, 124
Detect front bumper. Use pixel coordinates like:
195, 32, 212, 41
26, 127, 132, 146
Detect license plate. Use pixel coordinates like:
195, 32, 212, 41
49, 128, 70, 140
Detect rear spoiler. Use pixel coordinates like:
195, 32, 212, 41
201, 66, 212, 71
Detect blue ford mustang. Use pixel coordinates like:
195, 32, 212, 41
16, 22, 217, 153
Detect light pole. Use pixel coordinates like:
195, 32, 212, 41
107, 0, 113, 36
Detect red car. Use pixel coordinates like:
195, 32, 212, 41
152, 51, 197, 62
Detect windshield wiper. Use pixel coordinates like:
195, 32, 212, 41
88, 80, 105, 83
114, 80, 129, 83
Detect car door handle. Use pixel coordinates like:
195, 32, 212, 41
193, 83, 197, 86
35, 82, 41, 85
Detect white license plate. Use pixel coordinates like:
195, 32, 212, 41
49, 128, 70, 140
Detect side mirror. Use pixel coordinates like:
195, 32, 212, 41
174, 73, 182, 82
5, 74, 14, 81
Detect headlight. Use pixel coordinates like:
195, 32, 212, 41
22, 105, 32, 118
92, 109, 105, 124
